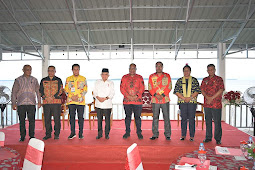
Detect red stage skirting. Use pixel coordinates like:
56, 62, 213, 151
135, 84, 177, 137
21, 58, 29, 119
0, 120, 249, 170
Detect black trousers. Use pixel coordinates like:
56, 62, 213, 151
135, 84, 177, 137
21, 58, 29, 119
43, 104, 61, 137
17, 105, 36, 138
204, 107, 222, 141
96, 108, 111, 136
68, 104, 84, 135
123, 104, 142, 134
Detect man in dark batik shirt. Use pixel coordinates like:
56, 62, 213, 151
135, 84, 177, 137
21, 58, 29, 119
39, 66, 63, 140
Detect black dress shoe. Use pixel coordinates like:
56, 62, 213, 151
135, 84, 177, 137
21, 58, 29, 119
166, 137, 171, 140
189, 138, 194, 142
19, 137, 25, 142
123, 133, 130, 139
216, 140, 221, 145
150, 136, 158, 140
54, 135, 59, 140
68, 134, 76, 140
43, 136, 51, 140
105, 136, 109, 139
203, 139, 212, 143
79, 134, 84, 139
180, 137, 185, 141
96, 135, 102, 139
137, 133, 143, 140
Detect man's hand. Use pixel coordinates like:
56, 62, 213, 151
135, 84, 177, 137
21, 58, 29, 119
127, 95, 134, 101
38, 103, 42, 108
131, 95, 138, 100
184, 97, 191, 103
155, 94, 163, 100
45, 96, 54, 102
96, 96, 107, 103
12, 104, 17, 110
206, 96, 213, 104
71, 95, 79, 102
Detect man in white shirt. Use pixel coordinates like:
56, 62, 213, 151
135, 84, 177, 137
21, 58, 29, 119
93, 68, 115, 139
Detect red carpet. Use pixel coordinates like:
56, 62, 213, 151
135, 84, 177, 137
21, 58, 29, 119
0, 120, 250, 170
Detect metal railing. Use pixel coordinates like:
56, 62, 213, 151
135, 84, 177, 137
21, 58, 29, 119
225, 104, 253, 129
1, 103, 253, 129
1, 103, 180, 127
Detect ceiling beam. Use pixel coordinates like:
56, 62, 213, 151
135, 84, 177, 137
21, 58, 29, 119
0, 31, 14, 45
170, 0, 186, 45
227, 45, 255, 55
65, 0, 89, 60
2, 27, 255, 33
223, 0, 255, 58
31, 37, 43, 45
0, 44, 42, 58
21, 0, 57, 45
1, 18, 255, 25
0, 0, 44, 60
175, 0, 195, 60
210, 0, 240, 43
0, 4, 253, 12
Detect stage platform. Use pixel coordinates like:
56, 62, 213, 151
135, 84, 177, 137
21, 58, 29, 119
0, 120, 249, 170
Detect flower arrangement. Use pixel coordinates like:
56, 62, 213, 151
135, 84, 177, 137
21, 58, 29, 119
223, 91, 242, 106
240, 140, 255, 159
246, 143, 255, 159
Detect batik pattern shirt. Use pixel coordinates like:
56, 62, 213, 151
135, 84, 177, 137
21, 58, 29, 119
11, 75, 41, 106
120, 74, 145, 105
173, 76, 201, 104
148, 72, 172, 104
65, 75, 87, 105
39, 76, 63, 104
201, 75, 225, 109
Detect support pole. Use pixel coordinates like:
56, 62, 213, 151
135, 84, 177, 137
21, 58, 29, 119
217, 42, 226, 121
42, 45, 50, 78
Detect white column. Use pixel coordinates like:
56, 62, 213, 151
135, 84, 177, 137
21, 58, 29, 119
217, 42, 226, 121
42, 45, 50, 78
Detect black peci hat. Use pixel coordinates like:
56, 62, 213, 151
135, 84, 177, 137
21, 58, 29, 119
102, 68, 109, 73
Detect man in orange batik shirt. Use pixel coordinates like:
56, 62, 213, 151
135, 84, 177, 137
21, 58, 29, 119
148, 61, 172, 140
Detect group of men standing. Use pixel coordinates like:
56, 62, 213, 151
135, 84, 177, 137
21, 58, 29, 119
11, 61, 224, 145
11, 64, 87, 141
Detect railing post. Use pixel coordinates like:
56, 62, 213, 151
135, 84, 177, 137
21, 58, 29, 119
228, 105, 231, 125
116, 104, 118, 120
16, 110, 18, 124
11, 106, 13, 125
240, 105, 242, 127
5, 107, 7, 126
122, 105, 125, 120
37, 104, 39, 120
246, 105, 248, 128
234, 105, 236, 127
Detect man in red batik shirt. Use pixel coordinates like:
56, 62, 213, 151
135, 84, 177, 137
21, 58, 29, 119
120, 63, 145, 139
201, 64, 224, 145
